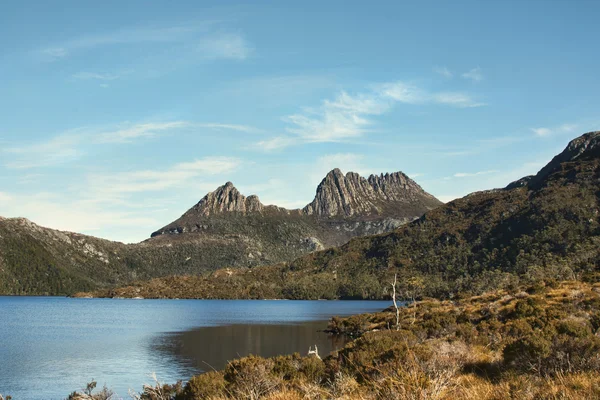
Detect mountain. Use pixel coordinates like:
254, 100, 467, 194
152, 169, 440, 236
0, 169, 440, 295
145, 169, 440, 271
83, 131, 600, 300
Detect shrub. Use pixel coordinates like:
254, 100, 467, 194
224, 355, 280, 399
181, 371, 226, 399
299, 356, 325, 383
503, 335, 552, 371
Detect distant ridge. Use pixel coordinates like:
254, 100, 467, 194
152, 168, 440, 237
303, 169, 439, 217
80, 130, 600, 300
0, 168, 440, 295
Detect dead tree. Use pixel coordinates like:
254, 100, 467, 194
308, 345, 321, 359
392, 273, 400, 330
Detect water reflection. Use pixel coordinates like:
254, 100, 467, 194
154, 321, 347, 373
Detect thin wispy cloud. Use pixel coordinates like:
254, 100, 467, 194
4, 133, 84, 169
531, 123, 578, 137
72, 71, 132, 81
41, 47, 68, 59
377, 82, 427, 104
39, 24, 205, 60
4, 120, 252, 168
257, 80, 486, 151
453, 170, 498, 178
0, 192, 13, 202
196, 123, 259, 133
433, 66, 453, 78
88, 157, 242, 195
37, 22, 252, 62
95, 121, 190, 144
0, 190, 161, 242
462, 67, 483, 82
256, 136, 299, 151
433, 92, 487, 108
197, 33, 252, 60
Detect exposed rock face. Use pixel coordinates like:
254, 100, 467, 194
144, 168, 440, 273
191, 182, 265, 216
303, 169, 440, 217
530, 131, 600, 186
159, 168, 440, 224
506, 131, 600, 190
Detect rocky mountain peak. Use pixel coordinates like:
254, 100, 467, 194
151, 168, 441, 238
303, 169, 441, 217
190, 182, 264, 216
519, 131, 600, 188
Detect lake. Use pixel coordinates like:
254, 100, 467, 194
0, 297, 390, 399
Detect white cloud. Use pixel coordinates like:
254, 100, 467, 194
559, 124, 577, 133
433, 92, 487, 108
317, 153, 366, 172
433, 66, 453, 78
41, 47, 68, 60
4, 120, 250, 168
196, 123, 259, 133
72, 70, 133, 82
256, 136, 299, 151
94, 121, 190, 144
325, 91, 390, 114
0, 191, 160, 242
0, 192, 12, 203
37, 22, 252, 62
39, 24, 201, 59
0, 155, 243, 242
531, 123, 578, 137
453, 170, 498, 178
531, 127, 553, 137
88, 157, 242, 196
72, 72, 123, 81
378, 82, 427, 104
462, 67, 483, 82
197, 33, 252, 60
4, 133, 84, 169
256, 80, 486, 150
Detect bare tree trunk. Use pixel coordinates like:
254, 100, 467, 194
308, 345, 321, 359
412, 294, 417, 325
392, 273, 400, 331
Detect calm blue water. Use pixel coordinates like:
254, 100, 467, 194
0, 297, 390, 399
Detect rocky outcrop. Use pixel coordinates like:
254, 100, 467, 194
504, 131, 600, 190
152, 169, 441, 237
190, 182, 265, 216
303, 169, 440, 217
529, 131, 600, 187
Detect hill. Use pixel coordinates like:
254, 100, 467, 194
0, 169, 439, 295
81, 131, 600, 299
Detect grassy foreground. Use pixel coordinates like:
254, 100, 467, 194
67, 279, 600, 399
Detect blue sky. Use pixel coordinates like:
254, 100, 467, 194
1, 0, 599, 243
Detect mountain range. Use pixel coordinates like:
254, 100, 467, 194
79, 131, 600, 300
0, 169, 440, 295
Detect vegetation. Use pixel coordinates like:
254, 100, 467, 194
0, 211, 418, 297
79, 134, 600, 300
67, 280, 600, 399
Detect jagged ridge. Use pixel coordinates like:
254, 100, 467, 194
303, 169, 440, 217
81, 131, 600, 300
153, 169, 441, 237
